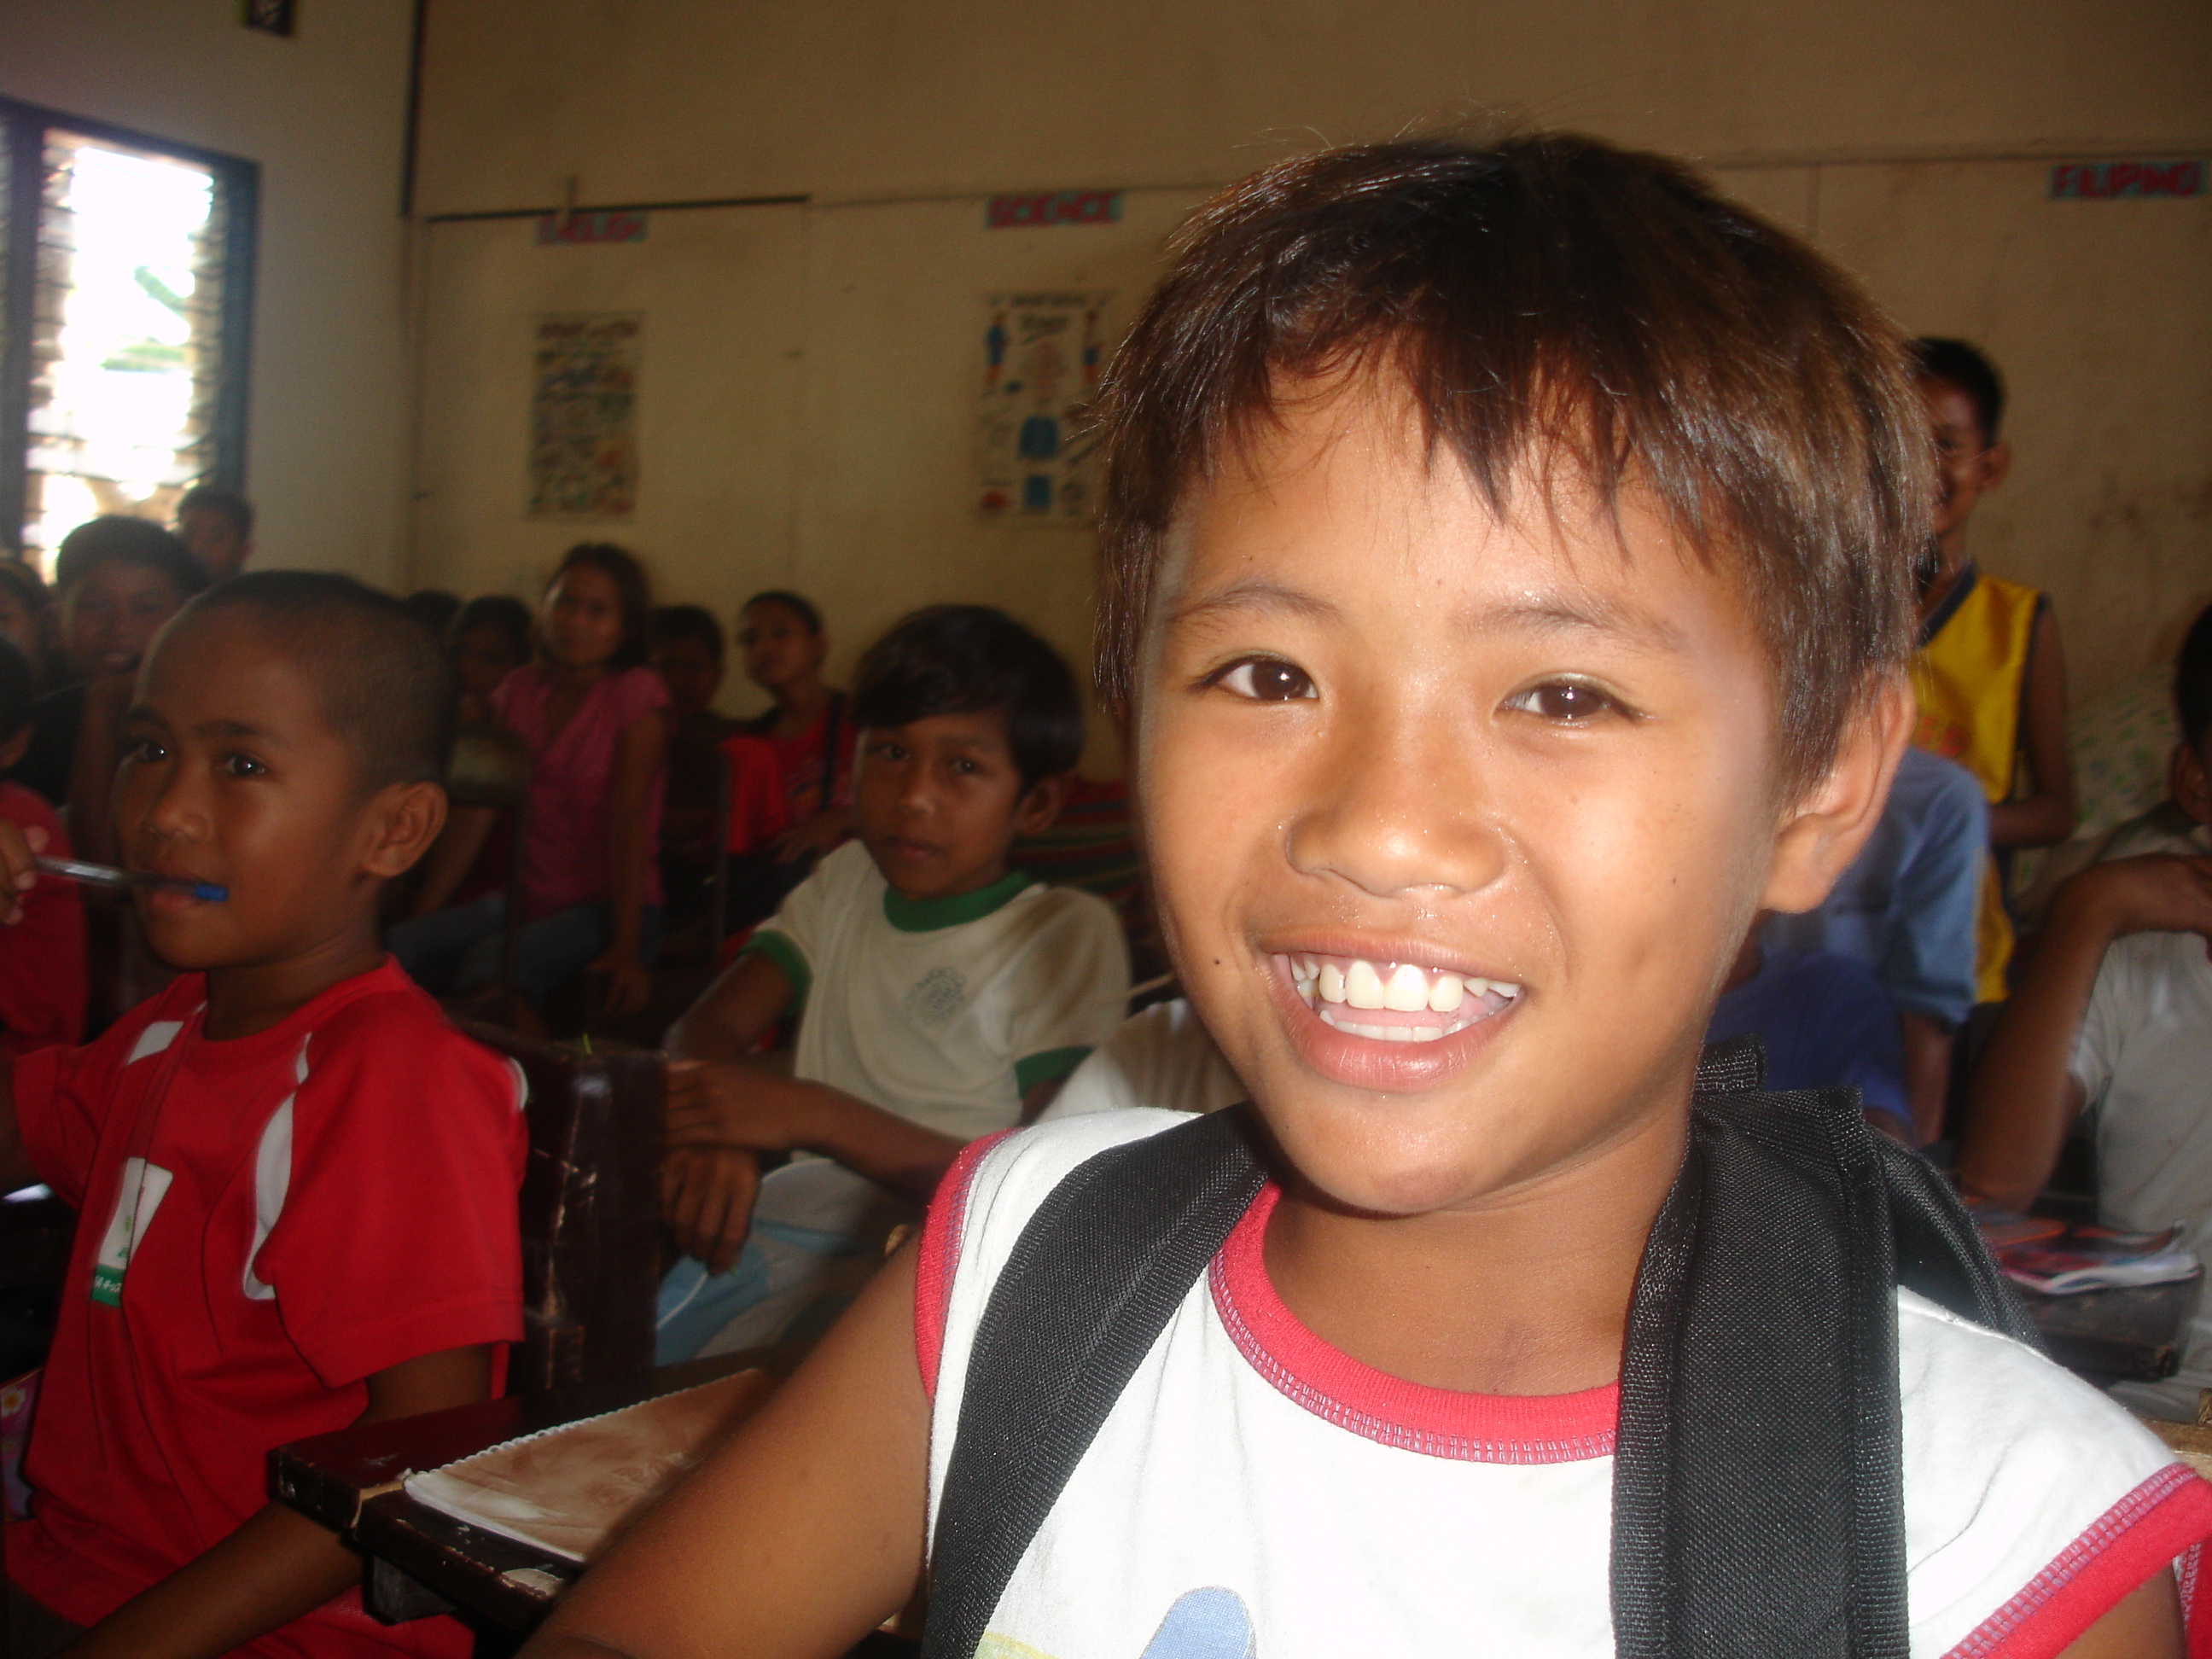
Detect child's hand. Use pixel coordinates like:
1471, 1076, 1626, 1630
661, 1144, 759, 1272
2061, 854, 2212, 946
591, 950, 655, 1018
0, 818, 47, 926
665, 1060, 814, 1154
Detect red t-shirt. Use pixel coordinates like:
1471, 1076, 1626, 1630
0, 781, 84, 1057
719, 732, 792, 856
4, 960, 527, 1657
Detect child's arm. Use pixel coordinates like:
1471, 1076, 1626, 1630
1898, 1012, 1952, 1147
1957, 853, 2212, 1210
667, 950, 795, 1062
662, 1062, 1061, 1272
520, 1243, 928, 1659
591, 708, 673, 1017
2061, 1569, 2184, 1657
1990, 607, 2075, 850
58, 1344, 499, 1659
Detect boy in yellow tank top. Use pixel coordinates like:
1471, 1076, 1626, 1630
1910, 338, 2074, 1002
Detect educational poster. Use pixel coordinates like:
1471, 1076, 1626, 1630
529, 313, 640, 518
975, 291, 1110, 524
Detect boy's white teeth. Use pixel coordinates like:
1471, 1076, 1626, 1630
1345, 959, 1387, 1009
1382, 963, 1429, 1011
1290, 952, 1522, 1033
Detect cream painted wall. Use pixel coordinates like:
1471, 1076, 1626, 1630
414, 0, 2209, 212
410, 0, 2211, 748
0, 0, 416, 585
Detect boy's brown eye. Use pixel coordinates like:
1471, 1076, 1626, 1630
1215, 658, 1316, 702
1508, 681, 1620, 722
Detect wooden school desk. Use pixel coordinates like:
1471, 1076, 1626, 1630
270, 1347, 912, 1656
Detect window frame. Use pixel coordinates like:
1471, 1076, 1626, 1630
0, 97, 259, 555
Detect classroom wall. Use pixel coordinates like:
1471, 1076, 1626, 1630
0, 0, 416, 585
410, 0, 2211, 742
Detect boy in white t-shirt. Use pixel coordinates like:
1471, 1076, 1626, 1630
528, 137, 2208, 1659
1961, 602, 2212, 1423
653, 605, 1130, 1359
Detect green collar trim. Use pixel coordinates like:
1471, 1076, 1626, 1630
882, 870, 1031, 933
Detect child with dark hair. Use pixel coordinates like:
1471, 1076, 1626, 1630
394, 544, 671, 1017
0, 635, 84, 1056
404, 588, 464, 637
13, 518, 207, 838
172, 484, 253, 580
715, 590, 859, 931
736, 591, 855, 842
653, 604, 1127, 1360
0, 558, 59, 694
533, 137, 2206, 1659
649, 604, 739, 926
1961, 601, 2212, 1423
449, 594, 533, 731
0, 570, 525, 1658
1910, 337, 2075, 1004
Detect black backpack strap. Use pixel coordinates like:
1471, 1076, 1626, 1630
923, 1107, 1266, 1659
1614, 1082, 1912, 1658
1877, 1131, 2040, 1345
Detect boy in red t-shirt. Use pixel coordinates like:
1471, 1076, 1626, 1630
0, 634, 84, 1057
0, 573, 528, 1659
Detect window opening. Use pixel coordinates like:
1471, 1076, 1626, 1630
0, 103, 255, 577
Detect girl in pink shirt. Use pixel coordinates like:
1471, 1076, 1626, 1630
392, 544, 671, 1016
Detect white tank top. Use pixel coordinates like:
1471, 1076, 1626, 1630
919, 1109, 2212, 1659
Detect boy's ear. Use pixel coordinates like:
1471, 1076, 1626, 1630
359, 780, 450, 880
2174, 741, 2212, 827
1977, 439, 2012, 494
0, 724, 29, 773
1761, 674, 1912, 916
1012, 771, 1070, 838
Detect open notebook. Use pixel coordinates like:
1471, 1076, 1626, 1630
402, 1371, 774, 1563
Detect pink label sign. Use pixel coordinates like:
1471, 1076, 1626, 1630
2049, 160, 2204, 200
536, 211, 649, 245
986, 190, 1124, 230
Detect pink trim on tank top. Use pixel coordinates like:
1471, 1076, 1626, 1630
1210, 1183, 1620, 1464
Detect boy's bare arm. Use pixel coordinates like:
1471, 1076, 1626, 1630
57, 1344, 498, 1659
661, 1072, 1057, 1271
2058, 1569, 2184, 1658
667, 950, 795, 1062
1958, 855, 2212, 1211
667, 1065, 961, 1204
1899, 1013, 1952, 1147
522, 1243, 928, 1659
1990, 608, 2075, 851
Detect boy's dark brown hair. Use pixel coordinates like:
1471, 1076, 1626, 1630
183, 572, 457, 791
1093, 132, 1930, 797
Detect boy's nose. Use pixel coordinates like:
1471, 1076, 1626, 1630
1285, 708, 1508, 901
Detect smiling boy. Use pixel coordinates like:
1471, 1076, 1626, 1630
527, 137, 2210, 1659
0, 573, 527, 1659
653, 605, 1129, 1361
